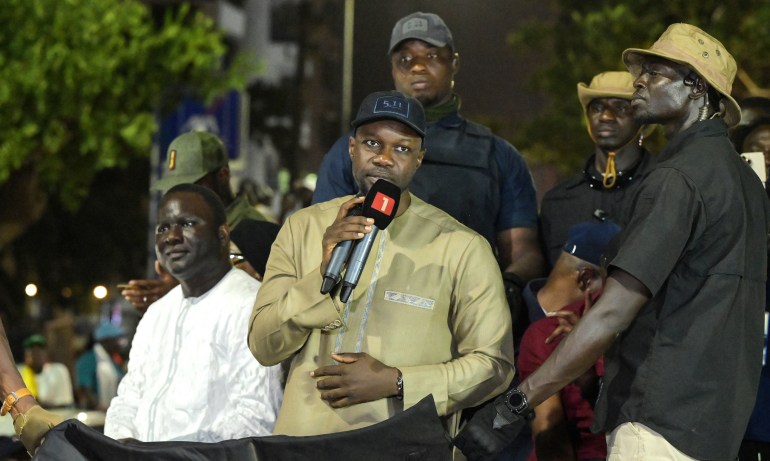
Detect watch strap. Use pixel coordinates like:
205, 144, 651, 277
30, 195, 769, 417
493, 388, 534, 429
395, 369, 403, 400
1, 388, 33, 416
493, 397, 518, 429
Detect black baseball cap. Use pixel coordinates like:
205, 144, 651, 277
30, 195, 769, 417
351, 91, 426, 138
388, 12, 454, 55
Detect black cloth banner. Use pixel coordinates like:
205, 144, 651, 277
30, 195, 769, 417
34, 395, 452, 461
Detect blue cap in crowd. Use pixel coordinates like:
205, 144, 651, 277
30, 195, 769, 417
563, 221, 622, 266
94, 322, 125, 342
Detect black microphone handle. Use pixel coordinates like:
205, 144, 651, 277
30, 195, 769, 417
320, 202, 363, 294
321, 238, 355, 294
339, 227, 380, 303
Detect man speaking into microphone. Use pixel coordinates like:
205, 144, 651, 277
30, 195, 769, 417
248, 91, 514, 442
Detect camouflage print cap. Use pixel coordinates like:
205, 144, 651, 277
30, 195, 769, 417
152, 131, 229, 192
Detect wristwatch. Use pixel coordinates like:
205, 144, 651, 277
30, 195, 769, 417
493, 388, 535, 429
395, 369, 404, 401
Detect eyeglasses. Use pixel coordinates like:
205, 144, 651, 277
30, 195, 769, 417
229, 253, 246, 265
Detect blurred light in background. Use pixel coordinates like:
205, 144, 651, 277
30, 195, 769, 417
25, 283, 38, 297
93, 285, 108, 300
61, 287, 73, 299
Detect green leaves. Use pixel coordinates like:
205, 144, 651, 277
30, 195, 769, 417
0, 0, 250, 210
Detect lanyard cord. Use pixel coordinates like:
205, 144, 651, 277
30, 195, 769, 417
602, 151, 617, 189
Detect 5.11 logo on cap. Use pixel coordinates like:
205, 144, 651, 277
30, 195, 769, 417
372, 192, 396, 216
374, 96, 410, 118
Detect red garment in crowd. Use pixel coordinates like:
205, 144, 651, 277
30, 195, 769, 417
517, 300, 606, 461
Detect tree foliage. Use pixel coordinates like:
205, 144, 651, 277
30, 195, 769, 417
509, 1, 770, 173
0, 0, 249, 221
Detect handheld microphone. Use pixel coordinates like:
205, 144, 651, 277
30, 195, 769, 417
338, 179, 401, 303
320, 203, 363, 294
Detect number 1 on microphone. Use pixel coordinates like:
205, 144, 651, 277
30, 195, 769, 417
373, 192, 396, 216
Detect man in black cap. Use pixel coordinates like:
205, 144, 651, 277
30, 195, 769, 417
312, 12, 544, 328
457, 23, 770, 461
249, 91, 514, 443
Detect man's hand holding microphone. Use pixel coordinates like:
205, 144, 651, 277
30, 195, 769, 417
320, 195, 369, 292
315, 179, 404, 407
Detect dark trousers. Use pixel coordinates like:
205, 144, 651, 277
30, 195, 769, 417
738, 439, 770, 461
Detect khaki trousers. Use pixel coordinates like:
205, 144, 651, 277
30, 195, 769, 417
607, 422, 699, 461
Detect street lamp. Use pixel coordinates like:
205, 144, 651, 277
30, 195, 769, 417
93, 285, 108, 300
25, 283, 38, 297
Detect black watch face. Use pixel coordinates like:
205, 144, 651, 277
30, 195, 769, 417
507, 390, 525, 411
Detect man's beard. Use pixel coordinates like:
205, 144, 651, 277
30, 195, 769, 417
633, 110, 658, 126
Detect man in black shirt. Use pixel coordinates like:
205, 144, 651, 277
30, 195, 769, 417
458, 23, 770, 461
539, 71, 656, 267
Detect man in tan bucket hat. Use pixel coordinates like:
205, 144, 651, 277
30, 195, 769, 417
623, 23, 742, 129
539, 71, 656, 267
456, 24, 770, 461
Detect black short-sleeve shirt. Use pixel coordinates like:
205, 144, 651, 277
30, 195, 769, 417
539, 149, 657, 268
593, 120, 770, 460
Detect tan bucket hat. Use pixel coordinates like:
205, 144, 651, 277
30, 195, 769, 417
576, 71, 654, 139
622, 23, 741, 127
577, 71, 636, 113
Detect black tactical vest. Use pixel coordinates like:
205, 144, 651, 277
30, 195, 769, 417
410, 120, 499, 246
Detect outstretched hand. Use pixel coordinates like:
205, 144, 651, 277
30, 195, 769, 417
121, 261, 178, 314
544, 288, 603, 395
13, 404, 64, 455
544, 287, 596, 344
311, 352, 399, 408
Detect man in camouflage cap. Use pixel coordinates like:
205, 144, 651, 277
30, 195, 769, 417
457, 24, 770, 461
122, 131, 266, 313
153, 131, 265, 228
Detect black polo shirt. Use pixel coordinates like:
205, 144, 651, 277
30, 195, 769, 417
593, 119, 770, 460
539, 149, 656, 268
